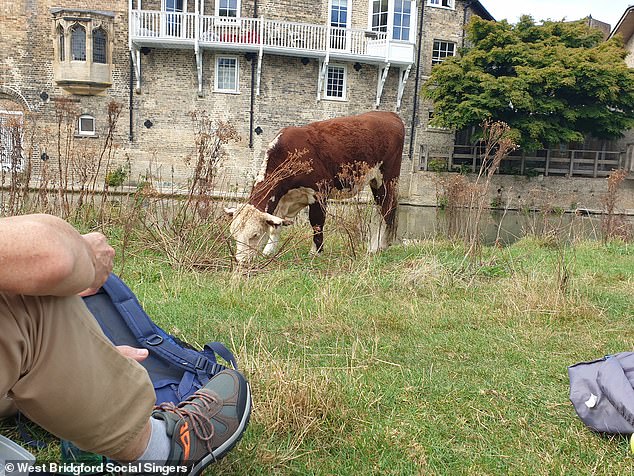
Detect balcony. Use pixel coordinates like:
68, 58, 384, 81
129, 10, 416, 107
129, 10, 415, 66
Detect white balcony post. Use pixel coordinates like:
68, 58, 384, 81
387, 0, 396, 45
128, 0, 133, 50
195, 0, 203, 95
257, 17, 264, 95
195, 0, 199, 40
410, 0, 417, 44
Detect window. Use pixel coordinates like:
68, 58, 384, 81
52, 10, 114, 95
427, 110, 449, 129
371, 0, 389, 32
428, 0, 454, 8
57, 26, 65, 61
77, 115, 96, 136
165, 0, 183, 36
432, 40, 455, 65
331, 0, 348, 28
330, 0, 349, 49
0, 111, 24, 172
165, 0, 183, 12
71, 24, 86, 61
393, 0, 412, 41
93, 28, 107, 64
218, 0, 239, 17
215, 56, 239, 92
324, 64, 346, 100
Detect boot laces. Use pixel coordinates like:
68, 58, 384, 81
156, 391, 221, 451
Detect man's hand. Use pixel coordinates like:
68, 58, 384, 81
116, 345, 149, 362
79, 232, 115, 296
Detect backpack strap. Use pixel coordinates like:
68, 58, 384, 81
204, 342, 238, 370
101, 274, 223, 377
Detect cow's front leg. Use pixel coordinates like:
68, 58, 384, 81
308, 202, 326, 254
262, 226, 282, 256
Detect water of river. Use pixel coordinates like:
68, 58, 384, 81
397, 205, 632, 245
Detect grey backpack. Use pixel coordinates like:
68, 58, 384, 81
568, 352, 634, 434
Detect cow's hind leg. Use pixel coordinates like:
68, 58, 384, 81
308, 202, 326, 254
369, 178, 398, 253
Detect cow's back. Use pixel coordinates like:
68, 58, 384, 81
270, 112, 404, 175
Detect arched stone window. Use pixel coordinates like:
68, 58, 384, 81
93, 28, 107, 64
57, 25, 65, 61
71, 24, 86, 61
52, 10, 114, 94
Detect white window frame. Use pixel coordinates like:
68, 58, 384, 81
329, 0, 351, 28
329, 0, 351, 51
214, 55, 240, 93
427, 0, 454, 9
367, 0, 417, 43
392, 0, 413, 41
215, 0, 241, 18
368, 0, 389, 33
323, 64, 347, 101
163, 0, 185, 13
77, 114, 96, 136
431, 39, 455, 65
0, 111, 25, 172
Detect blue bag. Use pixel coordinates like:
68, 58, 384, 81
83, 273, 238, 404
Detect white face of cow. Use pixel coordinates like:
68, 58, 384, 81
225, 204, 287, 263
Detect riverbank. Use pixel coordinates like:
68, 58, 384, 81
404, 171, 634, 215
3, 237, 633, 475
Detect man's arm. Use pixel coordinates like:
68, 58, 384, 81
0, 214, 114, 296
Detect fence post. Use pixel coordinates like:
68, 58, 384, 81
593, 151, 599, 178
569, 150, 575, 177
448, 146, 453, 171
520, 152, 525, 175
545, 149, 550, 176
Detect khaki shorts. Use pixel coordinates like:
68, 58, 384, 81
0, 292, 155, 458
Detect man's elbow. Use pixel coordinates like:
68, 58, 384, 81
27, 249, 87, 296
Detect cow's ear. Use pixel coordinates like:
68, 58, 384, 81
224, 206, 237, 217
265, 213, 286, 228
266, 217, 283, 228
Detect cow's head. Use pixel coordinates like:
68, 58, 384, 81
225, 204, 291, 263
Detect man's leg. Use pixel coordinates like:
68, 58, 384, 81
0, 292, 155, 460
0, 397, 17, 418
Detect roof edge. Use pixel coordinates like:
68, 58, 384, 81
468, 1, 495, 22
608, 5, 634, 39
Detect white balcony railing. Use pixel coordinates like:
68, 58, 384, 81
133, 10, 197, 40
130, 10, 412, 64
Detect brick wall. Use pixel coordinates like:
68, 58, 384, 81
1, 0, 490, 199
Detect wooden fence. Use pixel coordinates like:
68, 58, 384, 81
420, 144, 631, 178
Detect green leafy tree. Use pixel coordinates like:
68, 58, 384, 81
422, 16, 634, 150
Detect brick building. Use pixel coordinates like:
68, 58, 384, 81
0, 0, 493, 196
609, 6, 634, 172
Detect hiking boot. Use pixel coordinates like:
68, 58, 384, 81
151, 369, 251, 476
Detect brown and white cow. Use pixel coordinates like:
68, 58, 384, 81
225, 111, 405, 263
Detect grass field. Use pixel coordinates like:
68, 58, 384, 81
2, 230, 633, 475
119, 236, 631, 475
